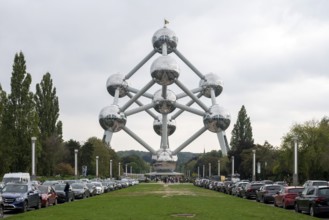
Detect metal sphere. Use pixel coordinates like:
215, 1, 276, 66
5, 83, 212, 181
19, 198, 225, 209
151, 56, 180, 85
106, 73, 129, 98
152, 27, 178, 54
153, 115, 176, 136
99, 105, 126, 132
203, 104, 231, 132
153, 89, 176, 113
152, 150, 178, 172
199, 73, 223, 98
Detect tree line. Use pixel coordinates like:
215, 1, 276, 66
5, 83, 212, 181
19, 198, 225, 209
0, 52, 151, 179
183, 106, 329, 184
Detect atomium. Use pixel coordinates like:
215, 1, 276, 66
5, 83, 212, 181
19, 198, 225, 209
99, 23, 231, 173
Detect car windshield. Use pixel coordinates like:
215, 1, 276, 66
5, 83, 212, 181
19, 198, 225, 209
72, 184, 83, 189
54, 184, 65, 190
3, 184, 28, 193
38, 186, 49, 193
314, 182, 328, 186
318, 188, 329, 196
288, 188, 304, 193
266, 186, 281, 190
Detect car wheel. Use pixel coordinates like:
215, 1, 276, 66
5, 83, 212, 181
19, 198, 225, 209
21, 201, 28, 213
294, 203, 301, 213
36, 199, 42, 209
282, 201, 287, 209
0, 205, 4, 218
310, 205, 317, 217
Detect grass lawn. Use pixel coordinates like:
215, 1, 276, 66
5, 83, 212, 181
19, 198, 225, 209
7, 183, 315, 220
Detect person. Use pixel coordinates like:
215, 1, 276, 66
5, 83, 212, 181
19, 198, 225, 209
64, 182, 70, 202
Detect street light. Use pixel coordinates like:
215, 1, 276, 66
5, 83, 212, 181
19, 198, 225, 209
218, 160, 220, 178
74, 149, 78, 178
197, 166, 200, 178
118, 162, 121, 178
293, 136, 299, 186
252, 150, 256, 181
96, 156, 99, 178
208, 163, 211, 178
125, 164, 128, 177
203, 165, 205, 178
110, 160, 113, 179
231, 156, 234, 177
31, 137, 37, 180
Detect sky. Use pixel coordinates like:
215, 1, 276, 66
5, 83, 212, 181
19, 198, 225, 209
1, 0, 329, 153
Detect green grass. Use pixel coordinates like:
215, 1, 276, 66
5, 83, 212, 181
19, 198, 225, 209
8, 183, 315, 220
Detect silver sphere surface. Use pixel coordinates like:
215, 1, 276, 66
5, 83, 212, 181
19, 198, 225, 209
152, 150, 178, 172
99, 105, 126, 132
153, 115, 176, 136
106, 73, 129, 98
199, 73, 223, 98
153, 89, 176, 113
203, 104, 231, 132
152, 27, 178, 54
151, 56, 180, 85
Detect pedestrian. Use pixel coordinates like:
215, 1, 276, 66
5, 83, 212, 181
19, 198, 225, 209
64, 182, 70, 202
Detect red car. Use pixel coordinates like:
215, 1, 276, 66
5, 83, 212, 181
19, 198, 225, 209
273, 186, 304, 209
38, 185, 58, 207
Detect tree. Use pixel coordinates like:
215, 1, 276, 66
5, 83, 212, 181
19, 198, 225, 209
0, 85, 10, 175
228, 105, 254, 178
277, 117, 329, 183
34, 72, 62, 175
3, 52, 39, 172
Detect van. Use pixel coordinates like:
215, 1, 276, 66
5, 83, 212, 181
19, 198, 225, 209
2, 173, 30, 185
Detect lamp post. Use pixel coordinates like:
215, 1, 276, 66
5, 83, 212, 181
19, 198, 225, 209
203, 165, 205, 178
110, 160, 113, 179
231, 156, 234, 177
218, 160, 220, 178
74, 149, 78, 178
197, 166, 200, 178
31, 137, 37, 180
96, 156, 99, 178
130, 165, 132, 175
252, 150, 256, 181
125, 164, 128, 177
208, 163, 211, 178
293, 136, 299, 186
118, 162, 121, 179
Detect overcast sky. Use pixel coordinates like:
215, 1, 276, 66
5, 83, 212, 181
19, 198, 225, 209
1, 0, 328, 153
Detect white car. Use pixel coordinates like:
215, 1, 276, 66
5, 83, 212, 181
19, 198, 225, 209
91, 182, 104, 194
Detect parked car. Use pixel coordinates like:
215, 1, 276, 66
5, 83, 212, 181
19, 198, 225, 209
91, 182, 104, 195
256, 184, 282, 203
54, 184, 74, 203
273, 186, 304, 209
37, 185, 57, 207
42, 180, 60, 186
240, 182, 264, 199
1, 183, 41, 212
232, 182, 249, 197
295, 186, 329, 217
302, 180, 329, 187
71, 183, 90, 199
0, 194, 4, 218
86, 183, 97, 197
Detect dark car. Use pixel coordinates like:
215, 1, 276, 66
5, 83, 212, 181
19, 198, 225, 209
54, 184, 74, 203
273, 186, 304, 209
0, 194, 4, 218
295, 186, 329, 217
240, 182, 264, 199
37, 185, 57, 207
1, 183, 41, 212
256, 184, 282, 203
71, 183, 90, 199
